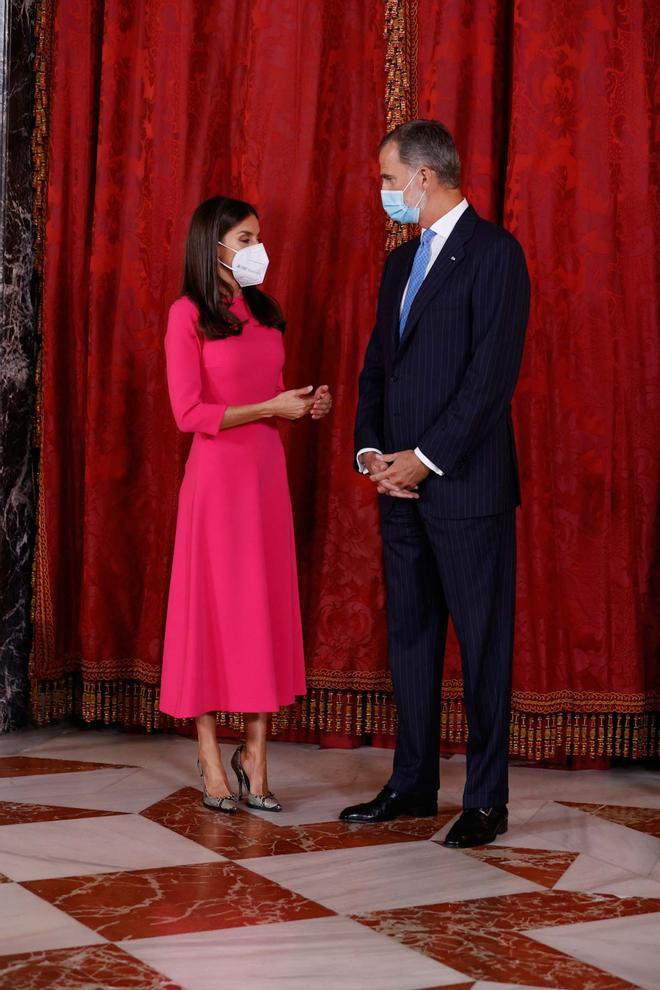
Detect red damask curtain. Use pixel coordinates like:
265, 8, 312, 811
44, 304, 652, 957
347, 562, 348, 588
31, 0, 391, 740
31, 0, 658, 761
414, 0, 659, 758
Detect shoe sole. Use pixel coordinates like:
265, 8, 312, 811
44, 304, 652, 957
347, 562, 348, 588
443, 820, 508, 848
202, 797, 239, 814
339, 807, 438, 824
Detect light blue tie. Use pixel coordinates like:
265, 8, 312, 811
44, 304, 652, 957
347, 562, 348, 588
399, 228, 436, 339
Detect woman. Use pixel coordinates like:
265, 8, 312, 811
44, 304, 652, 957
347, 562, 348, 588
160, 196, 332, 814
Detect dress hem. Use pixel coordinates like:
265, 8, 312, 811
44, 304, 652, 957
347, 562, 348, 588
158, 688, 307, 721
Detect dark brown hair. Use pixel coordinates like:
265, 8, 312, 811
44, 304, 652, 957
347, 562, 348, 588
181, 196, 285, 340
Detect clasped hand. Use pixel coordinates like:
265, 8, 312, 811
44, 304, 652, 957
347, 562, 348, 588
362, 450, 429, 498
269, 385, 332, 421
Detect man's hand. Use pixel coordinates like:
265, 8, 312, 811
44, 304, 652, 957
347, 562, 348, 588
361, 450, 421, 499
369, 450, 429, 495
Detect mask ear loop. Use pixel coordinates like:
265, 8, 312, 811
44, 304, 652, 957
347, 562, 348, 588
217, 240, 236, 273
402, 168, 420, 193
402, 169, 425, 210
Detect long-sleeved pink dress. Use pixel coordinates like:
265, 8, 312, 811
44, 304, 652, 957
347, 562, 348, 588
159, 294, 307, 718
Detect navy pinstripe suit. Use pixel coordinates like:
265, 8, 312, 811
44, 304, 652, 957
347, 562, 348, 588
354, 204, 530, 808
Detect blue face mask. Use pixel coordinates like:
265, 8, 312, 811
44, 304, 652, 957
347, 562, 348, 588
381, 169, 424, 224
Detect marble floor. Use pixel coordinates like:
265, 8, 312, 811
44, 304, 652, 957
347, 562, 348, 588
0, 724, 659, 989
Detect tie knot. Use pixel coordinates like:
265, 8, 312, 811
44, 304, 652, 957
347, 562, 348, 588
421, 228, 436, 246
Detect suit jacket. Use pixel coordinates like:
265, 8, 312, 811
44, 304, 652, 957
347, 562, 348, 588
354, 204, 531, 519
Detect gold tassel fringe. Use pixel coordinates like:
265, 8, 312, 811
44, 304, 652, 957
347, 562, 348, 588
383, 0, 419, 251
29, 675, 659, 760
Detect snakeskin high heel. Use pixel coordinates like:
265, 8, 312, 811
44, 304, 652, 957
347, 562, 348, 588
231, 743, 282, 812
196, 758, 239, 814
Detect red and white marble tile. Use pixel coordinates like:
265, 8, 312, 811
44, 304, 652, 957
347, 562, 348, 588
141, 785, 461, 859
24, 860, 334, 941
354, 890, 660, 988
0, 756, 135, 776
0, 800, 121, 826
238, 839, 545, 914
559, 802, 660, 838
554, 852, 660, 898
462, 845, 578, 888
0, 883, 104, 956
0, 812, 222, 881
470, 984, 569, 989
0, 942, 183, 989
470, 985, 569, 990
0, 724, 76, 759
1, 725, 659, 989
501, 800, 660, 877
121, 915, 469, 990
5, 729, 194, 772
0, 766, 186, 814
526, 908, 660, 990
507, 765, 660, 810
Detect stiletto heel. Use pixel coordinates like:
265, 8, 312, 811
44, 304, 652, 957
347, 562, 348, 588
231, 743, 282, 812
196, 757, 239, 814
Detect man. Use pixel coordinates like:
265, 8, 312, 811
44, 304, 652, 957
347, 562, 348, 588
340, 119, 530, 848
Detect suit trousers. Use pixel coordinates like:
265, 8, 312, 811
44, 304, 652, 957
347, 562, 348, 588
380, 499, 516, 808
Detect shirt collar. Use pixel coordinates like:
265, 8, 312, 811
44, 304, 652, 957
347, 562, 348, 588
423, 197, 469, 239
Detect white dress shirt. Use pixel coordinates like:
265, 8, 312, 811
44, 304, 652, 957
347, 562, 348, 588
357, 197, 470, 477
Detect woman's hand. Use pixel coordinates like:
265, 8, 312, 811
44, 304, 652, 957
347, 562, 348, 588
266, 386, 315, 420
310, 385, 332, 419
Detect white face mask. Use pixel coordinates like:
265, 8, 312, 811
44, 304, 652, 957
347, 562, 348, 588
217, 240, 269, 287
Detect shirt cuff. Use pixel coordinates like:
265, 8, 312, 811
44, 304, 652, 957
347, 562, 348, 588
414, 447, 444, 476
356, 447, 383, 474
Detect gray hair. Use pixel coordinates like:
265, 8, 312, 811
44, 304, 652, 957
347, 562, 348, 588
380, 119, 461, 189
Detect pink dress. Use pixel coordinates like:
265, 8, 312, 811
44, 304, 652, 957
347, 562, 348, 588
159, 295, 307, 718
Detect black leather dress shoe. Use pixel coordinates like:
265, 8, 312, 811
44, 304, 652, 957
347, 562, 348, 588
339, 785, 437, 823
442, 805, 508, 848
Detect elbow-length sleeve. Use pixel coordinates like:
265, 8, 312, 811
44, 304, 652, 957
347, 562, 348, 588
164, 298, 227, 436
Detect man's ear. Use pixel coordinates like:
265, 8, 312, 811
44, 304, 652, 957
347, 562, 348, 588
419, 166, 433, 187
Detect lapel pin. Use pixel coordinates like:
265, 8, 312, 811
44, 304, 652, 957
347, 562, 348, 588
450, 255, 456, 261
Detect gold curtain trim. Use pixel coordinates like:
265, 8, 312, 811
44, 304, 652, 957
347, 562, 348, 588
383, 0, 419, 251
28, 655, 658, 716
29, 0, 57, 684
306, 670, 393, 691
509, 688, 659, 713
31, 0, 55, 449
29, 676, 659, 761
308, 672, 659, 713
440, 679, 659, 713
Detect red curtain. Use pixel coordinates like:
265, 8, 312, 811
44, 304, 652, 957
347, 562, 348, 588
416, 0, 659, 759
32, 0, 391, 736
31, 0, 658, 761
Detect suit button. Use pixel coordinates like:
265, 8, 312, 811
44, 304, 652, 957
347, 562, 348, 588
390, 375, 398, 383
